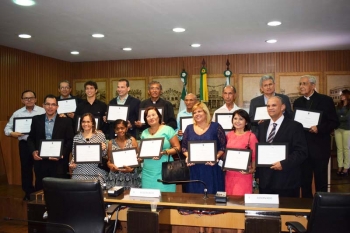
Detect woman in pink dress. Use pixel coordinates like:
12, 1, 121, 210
225, 109, 258, 195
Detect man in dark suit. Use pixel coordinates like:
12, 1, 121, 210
249, 75, 293, 135
106, 79, 141, 139
293, 75, 339, 198
27, 94, 74, 191
257, 96, 307, 197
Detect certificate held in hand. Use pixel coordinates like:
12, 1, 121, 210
39, 140, 63, 158
139, 138, 164, 158
294, 108, 322, 130
107, 105, 129, 122
256, 143, 288, 167
57, 99, 77, 114
74, 143, 102, 163
13, 117, 32, 134
112, 148, 138, 167
223, 149, 251, 172
188, 140, 217, 163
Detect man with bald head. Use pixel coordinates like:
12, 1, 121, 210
212, 85, 240, 122
257, 96, 307, 197
176, 93, 197, 140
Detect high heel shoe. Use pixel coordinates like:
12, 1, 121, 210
337, 168, 343, 176
340, 169, 348, 176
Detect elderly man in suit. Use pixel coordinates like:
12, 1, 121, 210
293, 75, 339, 198
27, 94, 74, 191
257, 96, 307, 197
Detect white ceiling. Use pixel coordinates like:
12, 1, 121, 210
1, 0, 350, 62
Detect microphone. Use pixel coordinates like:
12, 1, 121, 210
157, 179, 208, 199
86, 138, 89, 141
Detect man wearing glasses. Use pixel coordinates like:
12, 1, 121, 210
4, 90, 45, 201
27, 94, 74, 192
56, 80, 82, 119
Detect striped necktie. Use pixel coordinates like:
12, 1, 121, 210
267, 123, 277, 143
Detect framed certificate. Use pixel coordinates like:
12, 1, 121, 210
254, 106, 270, 121
111, 148, 139, 167
139, 107, 164, 124
39, 140, 63, 158
215, 113, 233, 131
74, 143, 102, 163
107, 105, 129, 122
223, 149, 251, 172
256, 143, 288, 167
294, 108, 322, 130
139, 138, 164, 158
180, 116, 193, 132
57, 98, 77, 114
188, 140, 217, 163
76, 116, 100, 132
13, 117, 32, 134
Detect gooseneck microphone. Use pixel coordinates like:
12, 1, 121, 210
157, 179, 208, 199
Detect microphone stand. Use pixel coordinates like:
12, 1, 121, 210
157, 179, 208, 199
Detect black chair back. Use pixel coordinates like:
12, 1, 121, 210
307, 192, 350, 232
43, 177, 106, 233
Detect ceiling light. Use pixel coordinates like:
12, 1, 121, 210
173, 28, 186, 33
71, 51, 79, 55
191, 44, 201, 47
267, 21, 282, 26
92, 34, 105, 38
266, 39, 277, 43
13, 0, 36, 6
123, 48, 132, 51
18, 34, 31, 38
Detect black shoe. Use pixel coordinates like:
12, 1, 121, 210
340, 170, 349, 177
337, 168, 343, 176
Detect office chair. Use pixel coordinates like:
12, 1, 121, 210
43, 177, 119, 233
286, 192, 350, 233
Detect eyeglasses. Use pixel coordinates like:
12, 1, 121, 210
22, 97, 35, 101
60, 87, 70, 90
44, 103, 58, 107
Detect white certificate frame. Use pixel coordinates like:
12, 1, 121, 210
57, 98, 77, 114
215, 113, 233, 131
13, 117, 32, 134
76, 116, 100, 132
139, 138, 164, 158
138, 107, 164, 124
74, 143, 102, 163
254, 106, 270, 121
256, 143, 288, 167
188, 140, 217, 164
39, 140, 63, 158
107, 105, 129, 122
294, 108, 322, 130
111, 148, 139, 168
223, 149, 252, 172
180, 116, 193, 132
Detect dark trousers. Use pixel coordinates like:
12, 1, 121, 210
18, 140, 35, 195
34, 160, 59, 191
301, 157, 329, 198
259, 187, 300, 198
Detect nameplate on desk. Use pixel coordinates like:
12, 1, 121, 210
129, 188, 161, 197
244, 194, 279, 204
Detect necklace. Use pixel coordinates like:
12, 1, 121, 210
149, 126, 160, 135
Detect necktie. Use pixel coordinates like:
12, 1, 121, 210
267, 123, 277, 143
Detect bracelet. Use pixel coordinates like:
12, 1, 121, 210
164, 150, 169, 155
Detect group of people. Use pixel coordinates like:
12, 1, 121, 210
4, 75, 343, 207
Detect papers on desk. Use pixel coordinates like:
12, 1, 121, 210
129, 188, 161, 197
245, 194, 279, 204
57, 99, 77, 114
139, 107, 163, 124
139, 138, 164, 158
13, 117, 32, 134
294, 108, 322, 130
256, 143, 288, 167
112, 148, 138, 167
180, 116, 193, 132
223, 149, 251, 172
188, 140, 217, 163
39, 140, 63, 158
215, 113, 233, 131
254, 106, 271, 121
74, 143, 102, 163
107, 105, 129, 122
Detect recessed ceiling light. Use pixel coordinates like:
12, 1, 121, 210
18, 34, 31, 38
13, 0, 36, 6
191, 44, 201, 47
173, 28, 186, 33
71, 51, 79, 55
123, 48, 132, 51
92, 34, 105, 38
266, 39, 277, 43
267, 21, 282, 26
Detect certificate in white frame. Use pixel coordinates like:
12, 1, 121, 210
223, 149, 251, 172
13, 117, 32, 134
74, 143, 102, 163
215, 113, 233, 131
254, 106, 270, 121
57, 98, 77, 114
39, 140, 63, 158
111, 148, 139, 168
294, 108, 322, 130
107, 105, 129, 122
188, 140, 217, 164
76, 116, 100, 132
138, 107, 163, 124
139, 138, 164, 158
256, 143, 288, 167
180, 116, 193, 132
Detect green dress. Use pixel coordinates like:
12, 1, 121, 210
140, 125, 176, 192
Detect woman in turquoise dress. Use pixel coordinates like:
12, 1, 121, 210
140, 106, 181, 192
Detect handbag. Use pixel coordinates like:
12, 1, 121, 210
98, 156, 110, 173
162, 148, 190, 181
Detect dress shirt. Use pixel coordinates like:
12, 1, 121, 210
117, 94, 128, 105
175, 109, 193, 140
4, 105, 46, 141
45, 114, 57, 139
212, 103, 240, 122
266, 115, 284, 140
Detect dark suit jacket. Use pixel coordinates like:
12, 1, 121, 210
257, 118, 308, 190
27, 114, 74, 160
293, 91, 339, 160
107, 95, 141, 138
